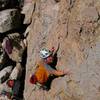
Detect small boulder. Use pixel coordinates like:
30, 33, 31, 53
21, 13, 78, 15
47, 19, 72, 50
0, 66, 13, 84
0, 9, 21, 33
9, 63, 22, 80
2, 33, 27, 62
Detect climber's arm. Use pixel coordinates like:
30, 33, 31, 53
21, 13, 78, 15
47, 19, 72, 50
50, 68, 71, 76
45, 64, 71, 76
51, 70, 65, 76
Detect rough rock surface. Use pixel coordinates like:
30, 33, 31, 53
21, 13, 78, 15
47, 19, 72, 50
24, 0, 100, 100
0, 9, 21, 33
21, 2, 35, 25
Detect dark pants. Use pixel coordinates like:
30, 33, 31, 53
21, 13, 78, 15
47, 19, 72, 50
12, 80, 20, 97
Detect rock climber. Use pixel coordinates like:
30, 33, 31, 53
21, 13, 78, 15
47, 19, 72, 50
6, 79, 21, 99
30, 48, 71, 90
6, 62, 23, 99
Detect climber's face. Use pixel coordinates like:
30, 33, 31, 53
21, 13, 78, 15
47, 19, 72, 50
44, 55, 53, 64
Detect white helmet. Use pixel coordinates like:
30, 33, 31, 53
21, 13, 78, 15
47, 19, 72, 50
40, 48, 52, 59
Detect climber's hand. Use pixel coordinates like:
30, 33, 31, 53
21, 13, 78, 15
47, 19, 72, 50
51, 47, 55, 52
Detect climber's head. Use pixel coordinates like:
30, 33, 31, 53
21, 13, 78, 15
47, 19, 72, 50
40, 48, 53, 64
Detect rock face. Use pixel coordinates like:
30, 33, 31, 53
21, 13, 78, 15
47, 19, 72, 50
0, 0, 100, 100
21, 2, 35, 25
0, 9, 21, 33
24, 0, 100, 100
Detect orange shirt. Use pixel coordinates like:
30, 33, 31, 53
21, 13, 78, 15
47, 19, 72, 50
35, 62, 49, 85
